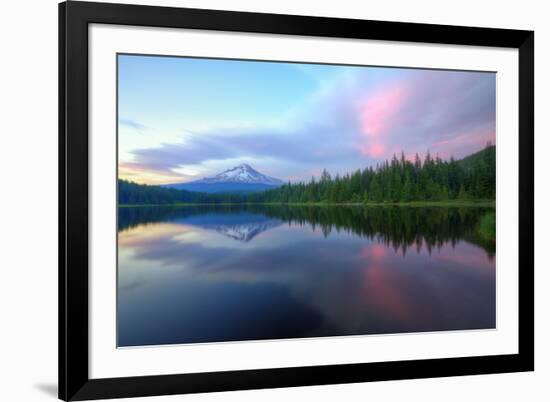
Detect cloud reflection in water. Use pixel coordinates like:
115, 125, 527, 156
118, 205, 496, 347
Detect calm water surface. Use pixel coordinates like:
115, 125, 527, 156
118, 205, 495, 347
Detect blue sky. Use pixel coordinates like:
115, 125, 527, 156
118, 54, 495, 185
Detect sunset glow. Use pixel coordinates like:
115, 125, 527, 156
118, 55, 495, 185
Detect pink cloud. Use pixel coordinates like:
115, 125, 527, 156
430, 127, 495, 161
355, 82, 411, 160
358, 143, 385, 158
359, 84, 410, 138
435, 127, 495, 148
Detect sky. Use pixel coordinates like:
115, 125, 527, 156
118, 54, 496, 185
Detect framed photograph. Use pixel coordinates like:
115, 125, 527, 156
59, 1, 534, 400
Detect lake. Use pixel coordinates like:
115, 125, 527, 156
117, 205, 496, 347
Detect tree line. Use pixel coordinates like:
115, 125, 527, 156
118, 179, 246, 205
248, 144, 495, 204
119, 144, 495, 205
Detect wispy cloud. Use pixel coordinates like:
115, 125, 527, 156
119, 161, 190, 185
120, 118, 148, 131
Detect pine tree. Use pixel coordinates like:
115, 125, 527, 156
457, 184, 468, 200
402, 174, 413, 202
370, 175, 383, 202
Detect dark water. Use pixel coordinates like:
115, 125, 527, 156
117, 205, 495, 347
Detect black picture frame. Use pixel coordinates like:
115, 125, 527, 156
59, 1, 534, 400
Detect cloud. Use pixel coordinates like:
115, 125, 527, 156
123, 68, 496, 183
359, 82, 410, 137
130, 115, 361, 181
120, 118, 147, 131
119, 161, 191, 185
353, 69, 495, 158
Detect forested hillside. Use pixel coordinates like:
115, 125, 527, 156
248, 144, 495, 203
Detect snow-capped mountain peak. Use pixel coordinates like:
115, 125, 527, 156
195, 164, 283, 185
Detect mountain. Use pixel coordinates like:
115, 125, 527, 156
164, 164, 284, 194
195, 164, 283, 185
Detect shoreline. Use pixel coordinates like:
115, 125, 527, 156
118, 200, 496, 208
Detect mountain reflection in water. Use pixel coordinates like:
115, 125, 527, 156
118, 205, 495, 347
